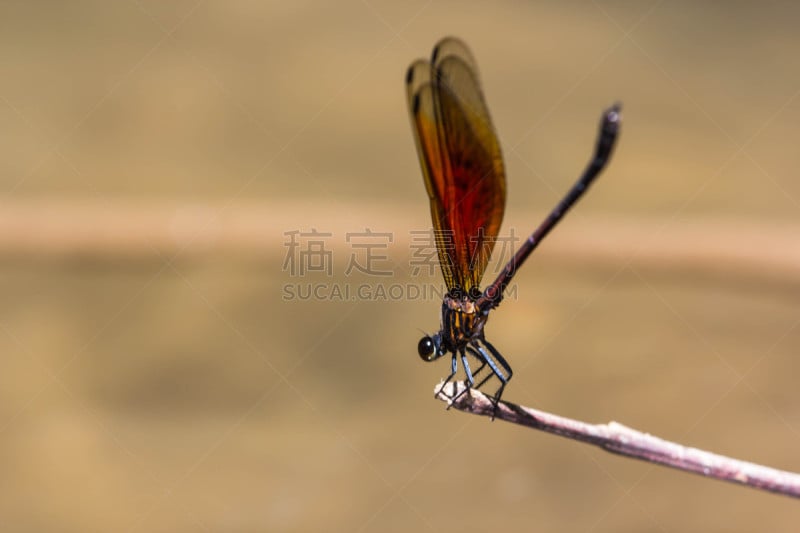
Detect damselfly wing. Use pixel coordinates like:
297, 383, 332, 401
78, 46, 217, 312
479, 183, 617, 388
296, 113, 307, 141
406, 37, 621, 412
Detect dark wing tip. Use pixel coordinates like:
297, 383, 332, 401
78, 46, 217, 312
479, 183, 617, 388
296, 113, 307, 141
412, 92, 422, 114
405, 64, 415, 85
431, 41, 445, 62
432, 36, 468, 62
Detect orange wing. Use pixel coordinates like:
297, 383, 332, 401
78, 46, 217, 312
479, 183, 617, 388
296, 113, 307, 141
406, 37, 506, 294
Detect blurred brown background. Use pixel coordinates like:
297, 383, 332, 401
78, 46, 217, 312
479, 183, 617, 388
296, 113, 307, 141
1, 1, 799, 531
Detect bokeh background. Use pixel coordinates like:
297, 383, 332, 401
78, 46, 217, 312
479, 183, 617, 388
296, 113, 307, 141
1, 1, 799, 531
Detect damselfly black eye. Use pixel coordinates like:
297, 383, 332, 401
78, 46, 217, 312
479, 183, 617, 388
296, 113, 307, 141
417, 336, 435, 361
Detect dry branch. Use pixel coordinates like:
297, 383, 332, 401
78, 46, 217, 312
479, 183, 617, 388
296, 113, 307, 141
435, 381, 800, 499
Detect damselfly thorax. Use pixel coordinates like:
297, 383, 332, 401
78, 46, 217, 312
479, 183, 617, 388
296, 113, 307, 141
440, 291, 485, 351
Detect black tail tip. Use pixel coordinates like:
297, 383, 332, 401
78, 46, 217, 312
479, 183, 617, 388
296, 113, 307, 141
600, 102, 622, 137
606, 102, 622, 122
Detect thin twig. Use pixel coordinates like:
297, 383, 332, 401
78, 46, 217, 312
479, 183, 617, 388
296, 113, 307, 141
435, 381, 800, 499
